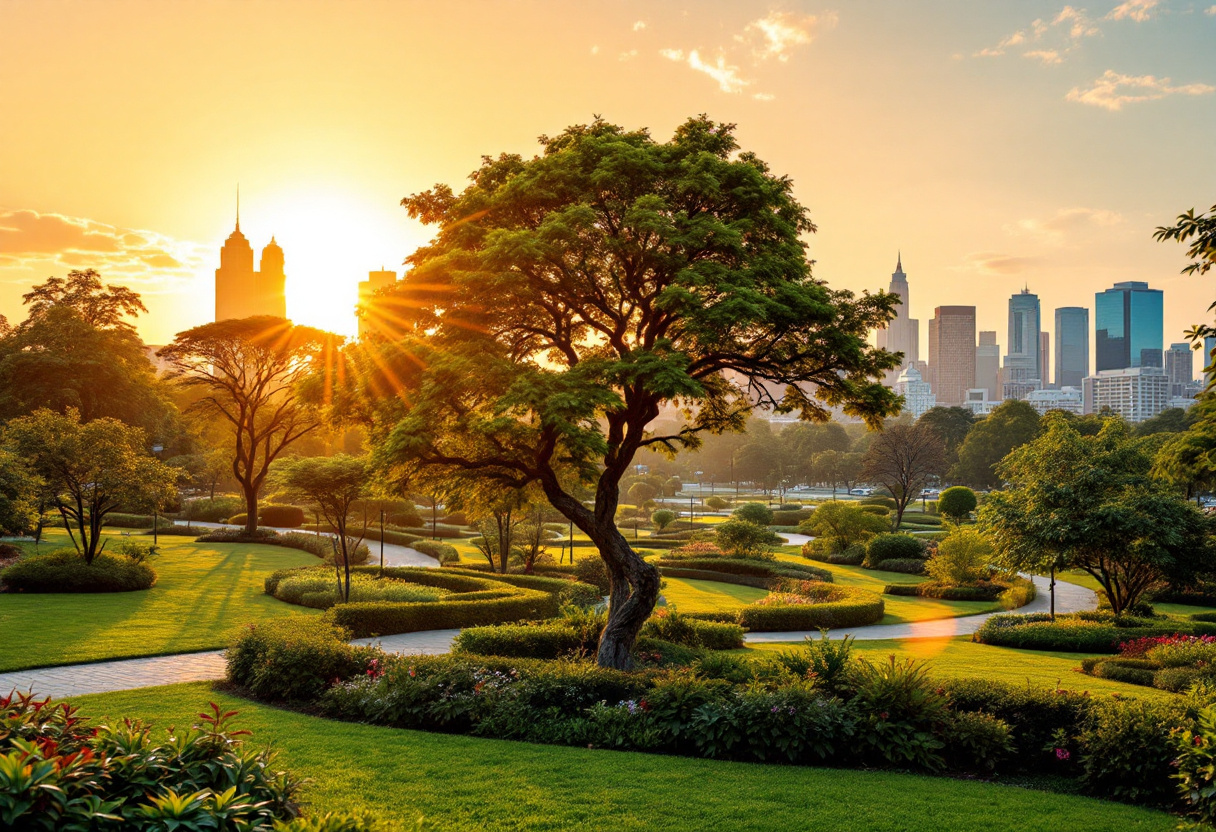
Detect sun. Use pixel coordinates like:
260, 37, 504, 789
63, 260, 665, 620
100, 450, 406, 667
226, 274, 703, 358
244, 186, 424, 338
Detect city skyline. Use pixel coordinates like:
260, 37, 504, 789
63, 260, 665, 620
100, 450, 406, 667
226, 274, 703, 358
1, 1, 1212, 343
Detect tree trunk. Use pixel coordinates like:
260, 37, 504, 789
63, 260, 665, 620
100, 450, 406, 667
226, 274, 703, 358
1049, 565, 1056, 621
241, 484, 258, 534
588, 522, 661, 670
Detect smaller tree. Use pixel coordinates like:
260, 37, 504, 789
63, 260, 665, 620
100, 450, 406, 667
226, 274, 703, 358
0, 449, 39, 536
515, 504, 551, 574
627, 480, 660, 509
4, 409, 178, 562
732, 502, 774, 526
704, 496, 729, 511
937, 486, 978, 525
926, 529, 994, 586
714, 519, 781, 559
860, 423, 946, 530
651, 509, 677, 531
950, 400, 1041, 489
801, 501, 888, 554
469, 490, 528, 574
272, 454, 371, 602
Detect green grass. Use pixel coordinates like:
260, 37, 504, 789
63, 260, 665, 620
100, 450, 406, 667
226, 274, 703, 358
0, 530, 319, 671
660, 577, 767, 613
742, 635, 1175, 700
70, 682, 1176, 832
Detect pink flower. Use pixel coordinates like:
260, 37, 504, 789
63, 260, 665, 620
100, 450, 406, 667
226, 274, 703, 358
1055, 748, 1070, 761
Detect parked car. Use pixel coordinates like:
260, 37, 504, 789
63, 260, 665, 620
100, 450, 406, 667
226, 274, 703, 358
849, 487, 873, 496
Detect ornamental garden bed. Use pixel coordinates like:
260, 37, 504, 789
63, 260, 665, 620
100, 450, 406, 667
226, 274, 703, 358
1081, 634, 1216, 692
973, 611, 1216, 653
0, 546, 156, 593
886, 577, 1036, 610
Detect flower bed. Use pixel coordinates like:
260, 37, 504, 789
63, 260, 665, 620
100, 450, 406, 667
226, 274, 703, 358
1080, 634, 1216, 692
0, 547, 156, 593
885, 577, 1036, 609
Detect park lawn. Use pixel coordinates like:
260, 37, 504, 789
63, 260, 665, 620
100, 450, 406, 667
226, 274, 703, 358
0, 529, 319, 671
742, 636, 1174, 700
772, 548, 1004, 625
661, 577, 767, 613
71, 682, 1176, 832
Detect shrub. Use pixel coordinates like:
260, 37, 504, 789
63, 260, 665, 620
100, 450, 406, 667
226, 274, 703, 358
943, 710, 1014, 774
274, 570, 450, 608
441, 510, 469, 526
848, 655, 949, 770
574, 555, 610, 593
860, 505, 890, 516
182, 495, 245, 523
936, 486, 977, 523
227, 512, 249, 526
925, 529, 993, 585
773, 633, 855, 692
799, 501, 888, 554
326, 587, 561, 637
642, 608, 745, 649
1, 548, 156, 592
771, 508, 813, 525
860, 496, 897, 509
1153, 666, 1207, 692
1092, 662, 1156, 686
802, 539, 866, 566
973, 613, 1216, 653
0, 692, 317, 830
732, 502, 774, 526
1077, 698, 1189, 805
656, 556, 831, 584
454, 621, 591, 659
738, 584, 883, 631
865, 533, 924, 568
197, 527, 370, 564
704, 496, 729, 511
259, 503, 306, 527
414, 539, 460, 564
713, 519, 780, 558
1146, 637, 1216, 668
651, 508, 677, 530
873, 558, 927, 575
1174, 706, 1216, 825
99, 512, 158, 529
392, 524, 468, 539
886, 580, 1009, 601
228, 617, 377, 701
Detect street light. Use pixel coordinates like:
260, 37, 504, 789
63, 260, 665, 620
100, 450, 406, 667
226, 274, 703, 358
151, 443, 164, 546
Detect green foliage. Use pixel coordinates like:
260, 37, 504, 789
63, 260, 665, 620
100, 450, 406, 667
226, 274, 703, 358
865, 533, 924, 568
641, 608, 745, 649
739, 583, 884, 631
848, 656, 949, 770
925, 529, 994, 586
1173, 706, 1216, 824
936, 486, 977, 523
860, 424, 947, 529
198, 528, 371, 564
974, 612, 1216, 653
771, 508, 813, 525
800, 501, 889, 553
703, 496, 729, 511
1155, 202, 1216, 277
0, 449, 38, 536
656, 556, 832, 584
732, 502, 774, 526
774, 633, 855, 692
227, 617, 376, 702
573, 556, 610, 594
259, 504, 306, 527
1, 548, 156, 592
0, 691, 312, 830
859, 496, 898, 509
713, 518, 780, 558
274, 569, 449, 609
950, 400, 1041, 489
414, 539, 459, 564
182, 496, 245, 523
1077, 698, 1188, 805
873, 558, 927, 575
651, 508, 677, 530
802, 539, 867, 566
454, 621, 591, 660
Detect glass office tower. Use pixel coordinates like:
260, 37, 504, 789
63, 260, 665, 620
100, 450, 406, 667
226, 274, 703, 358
1054, 307, 1089, 389
1095, 281, 1163, 371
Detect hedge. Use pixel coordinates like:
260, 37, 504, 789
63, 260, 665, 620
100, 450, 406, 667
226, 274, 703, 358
302, 523, 424, 547
771, 509, 813, 526
1, 548, 156, 592
453, 621, 589, 659
197, 528, 370, 564
801, 542, 866, 566
659, 567, 772, 590
100, 513, 157, 529
886, 581, 1008, 601
654, 556, 831, 583
973, 612, 1216, 653
259, 504, 306, 528
412, 539, 459, 563
737, 585, 884, 631
393, 524, 470, 539
873, 558, 926, 575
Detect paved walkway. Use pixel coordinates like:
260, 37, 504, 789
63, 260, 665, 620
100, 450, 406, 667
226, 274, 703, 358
178, 521, 439, 568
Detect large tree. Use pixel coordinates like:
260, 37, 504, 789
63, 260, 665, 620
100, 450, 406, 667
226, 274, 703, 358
4, 409, 179, 562
916, 406, 975, 468
352, 117, 901, 668
950, 400, 1041, 489
158, 317, 341, 534
1156, 202, 1216, 386
981, 413, 1211, 616
0, 270, 178, 438
860, 423, 946, 529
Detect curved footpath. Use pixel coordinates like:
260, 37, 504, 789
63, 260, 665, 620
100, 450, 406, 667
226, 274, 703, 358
0, 533, 1097, 699
178, 520, 440, 568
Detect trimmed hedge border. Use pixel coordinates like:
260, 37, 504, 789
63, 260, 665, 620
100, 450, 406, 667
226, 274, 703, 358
738, 583, 884, 631
886, 581, 1007, 601
1, 549, 156, 593
973, 612, 1216, 653
655, 557, 832, 583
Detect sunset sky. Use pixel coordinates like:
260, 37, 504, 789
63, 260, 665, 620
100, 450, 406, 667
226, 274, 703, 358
1, 0, 1213, 371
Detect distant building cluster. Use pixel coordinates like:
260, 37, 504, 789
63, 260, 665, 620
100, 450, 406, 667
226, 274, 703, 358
879, 257, 1203, 423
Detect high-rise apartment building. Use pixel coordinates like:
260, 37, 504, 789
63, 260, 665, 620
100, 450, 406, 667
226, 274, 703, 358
214, 200, 287, 322
356, 269, 399, 339
1095, 281, 1163, 371
876, 254, 919, 380
927, 306, 976, 406
1002, 289, 1041, 400
1054, 307, 1089, 389
893, 365, 936, 419
975, 331, 1000, 400
1089, 366, 1169, 422
1040, 331, 1051, 388
1164, 342, 1194, 398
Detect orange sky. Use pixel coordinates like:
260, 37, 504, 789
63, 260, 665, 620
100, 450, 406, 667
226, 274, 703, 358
1, 1, 1213, 373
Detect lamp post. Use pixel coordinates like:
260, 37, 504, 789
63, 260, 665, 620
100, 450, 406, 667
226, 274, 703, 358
379, 508, 385, 577
151, 443, 164, 546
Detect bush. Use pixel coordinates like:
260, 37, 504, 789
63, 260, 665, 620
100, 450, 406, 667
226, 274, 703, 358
860, 505, 890, 516
873, 558, 926, 575
732, 502, 774, 526
392, 524, 468, 539
656, 556, 832, 584
1174, 706, 1216, 824
642, 608, 745, 649
865, 533, 924, 568
713, 519, 780, 558
799, 501, 888, 554
860, 496, 897, 509
973, 613, 1216, 653
197, 527, 370, 564
414, 538, 460, 564
274, 570, 450, 608
259, 504, 306, 527
802, 539, 866, 566
100, 512, 158, 529
0, 691, 318, 830
937, 486, 977, 523
574, 555, 610, 594
1077, 698, 1189, 805
454, 621, 591, 659
771, 508, 813, 525
1, 548, 156, 592
886, 580, 1007, 601
181, 495, 245, 523
651, 508, 677, 530
227, 617, 376, 701
925, 529, 993, 585
227, 512, 249, 526
738, 584, 883, 631
704, 496, 730, 511
441, 510, 469, 526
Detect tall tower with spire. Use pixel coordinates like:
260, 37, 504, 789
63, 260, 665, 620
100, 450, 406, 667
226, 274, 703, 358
214, 191, 288, 322
877, 253, 919, 382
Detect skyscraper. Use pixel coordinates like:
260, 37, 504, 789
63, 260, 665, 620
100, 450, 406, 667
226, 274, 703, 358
975, 331, 1000, 400
1095, 281, 1163, 371
214, 196, 287, 322
1054, 307, 1089, 389
1164, 342, 1194, 398
1002, 288, 1041, 400
876, 254, 919, 379
1040, 331, 1051, 388
928, 306, 976, 406
356, 269, 399, 339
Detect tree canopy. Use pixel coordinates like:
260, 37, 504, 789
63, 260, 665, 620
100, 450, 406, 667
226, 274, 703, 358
1156, 202, 1216, 386
159, 316, 341, 534
348, 116, 902, 668
860, 423, 945, 529
949, 400, 1041, 489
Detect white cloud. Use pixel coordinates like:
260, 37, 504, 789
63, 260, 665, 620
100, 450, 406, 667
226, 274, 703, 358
752, 92, 776, 102
661, 48, 750, 94
1066, 69, 1216, 110
619, 50, 638, 61
0, 208, 207, 291
973, 30, 1026, 58
960, 252, 1044, 275
1008, 207, 1124, 243
1106, 0, 1160, 21
1053, 6, 1100, 38
1024, 49, 1063, 65
632, 20, 647, 31
744, 11, 837, 62
1207, 5, 1216, 14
